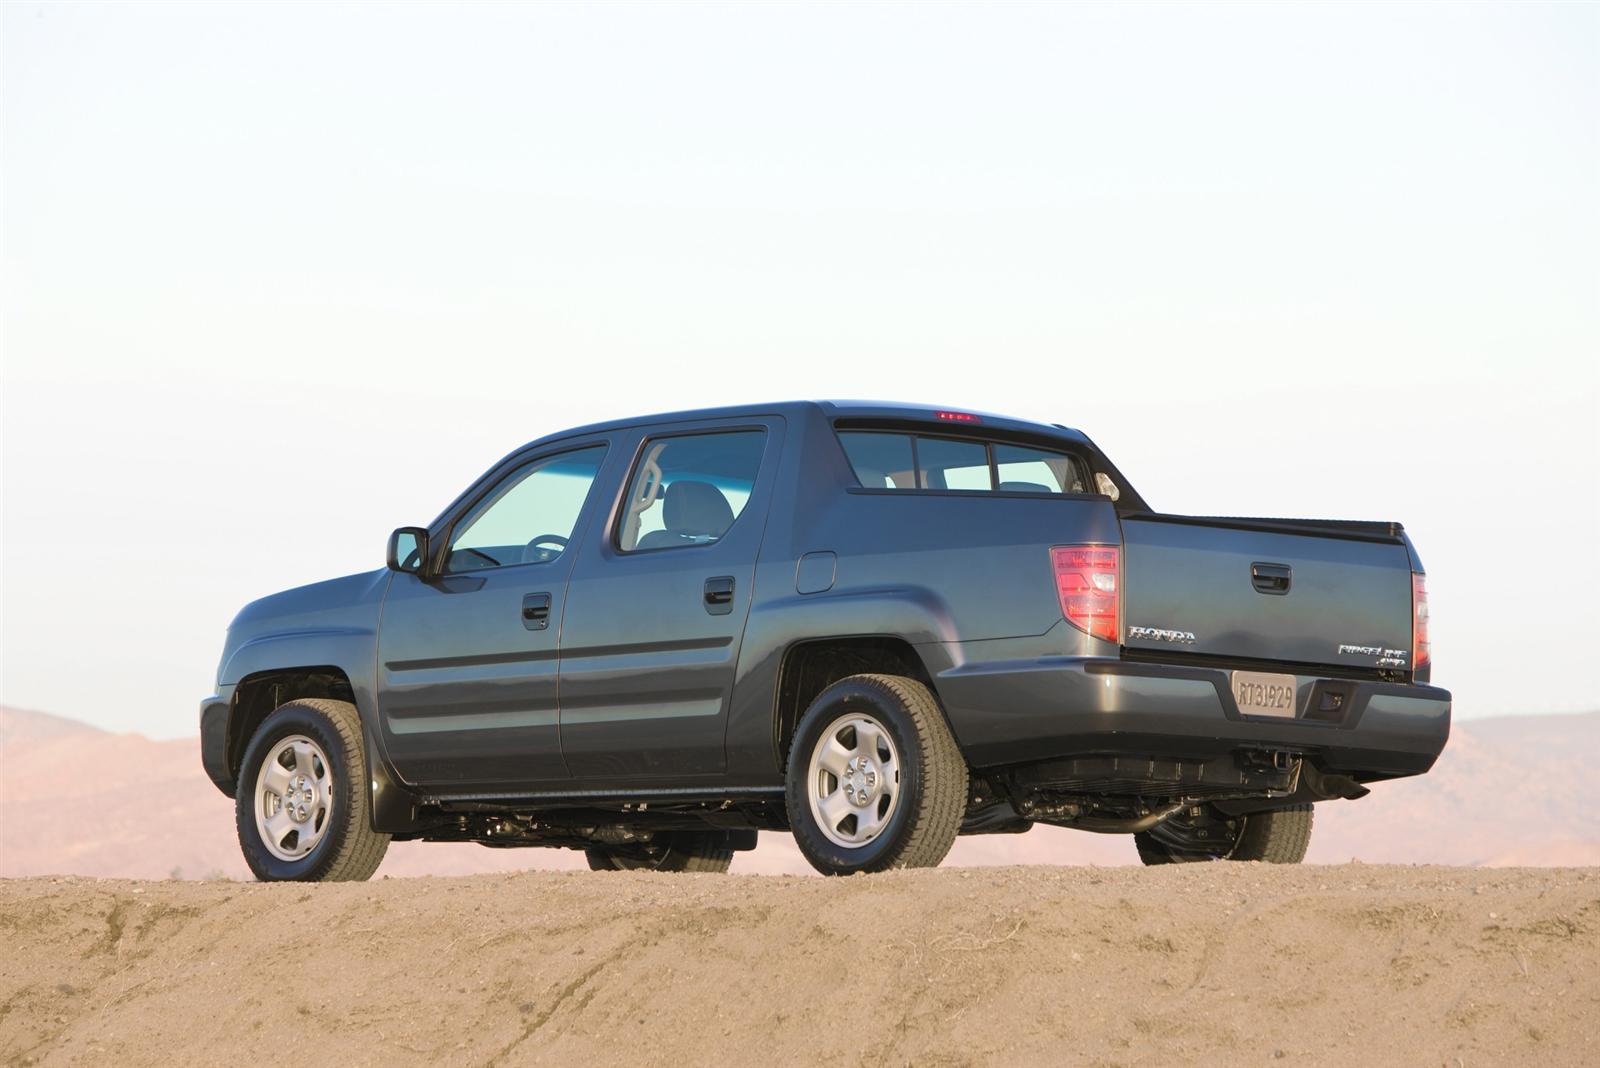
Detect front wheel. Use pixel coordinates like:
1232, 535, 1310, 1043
785, 673, 968, 876
585, 831, 734, 872
235, 698, 391, 882
1135, 803, 1313, 865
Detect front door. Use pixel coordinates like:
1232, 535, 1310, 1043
376, 442, 609, 786
558, 421, 780, 780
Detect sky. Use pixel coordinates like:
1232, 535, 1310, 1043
2, 1, 1596, 738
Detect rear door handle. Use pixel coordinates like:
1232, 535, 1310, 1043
703, 576, 735, 615
1251, 563, 1292, 595
521, 592, 552, 630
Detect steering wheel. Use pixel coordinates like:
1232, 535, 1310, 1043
521, 534, 569, 564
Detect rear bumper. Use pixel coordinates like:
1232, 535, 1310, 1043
200, 694, 235, 796
936, 656, 1451, 780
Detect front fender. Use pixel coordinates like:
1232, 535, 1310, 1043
213, 625, 430, 831
219, 627, 375, 690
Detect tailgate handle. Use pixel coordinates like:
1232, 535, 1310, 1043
1251, 563, 1292, 595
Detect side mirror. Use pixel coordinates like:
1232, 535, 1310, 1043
387, 527, 430, 575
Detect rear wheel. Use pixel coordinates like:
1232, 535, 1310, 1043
1135, 803, 1313, 864
584, 831, 734, 872
235, 699, 390, 881
785, 673, 967, 876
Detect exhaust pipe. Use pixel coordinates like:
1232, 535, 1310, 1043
1301, 763, 1370, 800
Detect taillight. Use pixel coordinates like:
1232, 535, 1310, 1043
1412, 572, 1430, 672
1052, 545, 1119, 643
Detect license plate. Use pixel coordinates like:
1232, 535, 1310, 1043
1231, 671, 1299, 718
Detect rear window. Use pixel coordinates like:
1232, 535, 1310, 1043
837, 432, 1089, 494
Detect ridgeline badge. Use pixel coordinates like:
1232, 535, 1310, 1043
1338, 643, 1409, 668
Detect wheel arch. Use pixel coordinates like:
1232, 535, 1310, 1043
228, 666, 357, 781
772, 635, 949, 767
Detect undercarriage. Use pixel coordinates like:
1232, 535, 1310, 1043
404, 797, 780, 854
966, 749, 1369, 838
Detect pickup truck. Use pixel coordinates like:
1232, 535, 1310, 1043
200, 401, 1450, 880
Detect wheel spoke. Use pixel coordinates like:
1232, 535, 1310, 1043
855, 803, 884, 840
301, 808, 327, 847
853, 721, 883, 761
817, 788, 854, 831
291, 741, 316, 776
260, 761, 292, 797
816, 736, 853, 778
876, 751, 899, 791
265, 806, 295, 846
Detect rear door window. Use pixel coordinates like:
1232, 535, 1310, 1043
617, 430, 767, 551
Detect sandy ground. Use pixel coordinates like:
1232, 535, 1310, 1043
1, 866, 1596, 1068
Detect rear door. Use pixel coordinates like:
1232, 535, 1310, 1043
557, 418, 782, 780
1120, 517, 1416, 673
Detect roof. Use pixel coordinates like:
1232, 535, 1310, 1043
525, 400, 1087, 449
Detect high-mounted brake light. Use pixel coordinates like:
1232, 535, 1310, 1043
935, 410, 981, 423
1052, 545, 1119, 643
1412, 572, 1430, 672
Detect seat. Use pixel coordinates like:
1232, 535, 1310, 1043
998, 480, 1054, 494
633, 480, 736, 550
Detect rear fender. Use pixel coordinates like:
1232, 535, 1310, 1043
726, 585, 960, 775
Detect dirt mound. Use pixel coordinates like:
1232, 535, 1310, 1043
2, 866, 1596, 1067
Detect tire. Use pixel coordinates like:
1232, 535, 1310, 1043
235, 698, 391, 882
785, 673, 967, 876
1230, 804, 1314, 862
1134, 803, 1314, 865
584, 832, 734, 872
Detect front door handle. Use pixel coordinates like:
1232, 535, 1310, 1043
1251, 563, 1292, 595
522, 592, 553, 630
703, 576, 735, 615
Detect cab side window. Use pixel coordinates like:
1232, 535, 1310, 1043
445, 446, 607, 572
617, 431, 766, 552
993, 444, 1087, 494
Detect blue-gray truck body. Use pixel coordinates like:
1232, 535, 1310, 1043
202, 401, 1449, 846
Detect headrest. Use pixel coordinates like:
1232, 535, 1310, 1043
998, 480, 1053, 494
663, 480, 735, 538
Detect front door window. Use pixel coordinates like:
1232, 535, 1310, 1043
445, 446, 607, 572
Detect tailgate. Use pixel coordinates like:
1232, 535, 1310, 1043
1120, 517, 1415, 672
